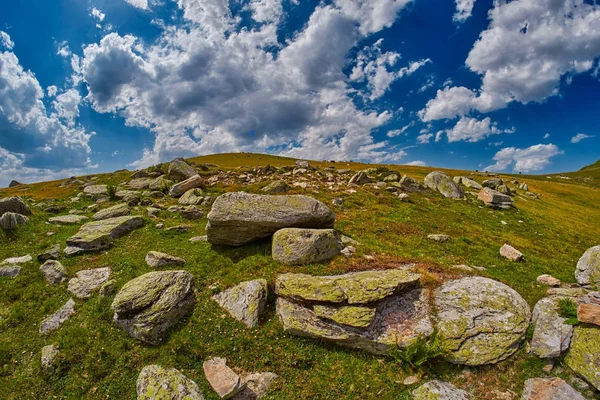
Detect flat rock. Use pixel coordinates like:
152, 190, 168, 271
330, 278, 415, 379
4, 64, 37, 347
396, 176, 428, 193
546, 287, 589, 297
565, 325, 600, 390
522, 377, 585, 400
0, 196, 31, 215
181, 205, 203, 219
206, 193, 335, 246
126, 178, 154, 190
575, 245, 600, 289
179, 189, 204, 205
424, 171, 465, 199
483, 178, 504, 189
40, 260, 67, 285
137, 364, 204, 400
49, 215, 88, 225
65, 215, 144, 254
348, 171, 372, 185
92, 203, 130, 220
413, 380, 472, 400
0, 212, 30, 229
577, 303, 600, 326
0, 266, 21, 277
478, 187, 512, 209
434, 277, 531, 366
262, 181, 290, 194
1, 254, 32, 266
203, 357, 246, 399
212, 279, 268, 328
41, 345, 60, 374
112, 270, 195, 344
530, 297, 573, 358
500, 243, 523, 261
190, 236, 208, 243
37, 244, 60, 262
169, 175, 203, 198
272, 228, 343, 265
39, 298, 75, 334
233, 372, 278, 400
83, 184, 108, 198
68, 267, 111, 298
453, 176, 482, 190
145, 251, 186, 268
428, 234, 451, 242
313, 304, 376, 328
167, 158, 197, 182
537, 274, 561, 287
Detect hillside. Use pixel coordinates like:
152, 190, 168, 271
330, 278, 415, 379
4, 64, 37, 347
1, 153, 600, 399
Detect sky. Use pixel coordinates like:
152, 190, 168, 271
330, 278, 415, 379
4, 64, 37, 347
1, 0, 600, 187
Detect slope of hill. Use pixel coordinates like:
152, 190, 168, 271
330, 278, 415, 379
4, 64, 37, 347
579, 159, 600, 172
1, 153, 599, 399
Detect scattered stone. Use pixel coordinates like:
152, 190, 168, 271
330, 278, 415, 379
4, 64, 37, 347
92, 203, 130, 220
428, 234, 451, 242
413, 380, 472, 400
147, 207, 160, 217
37, 244, 61, 262
482, 178, 504, 190
0, 266, 21, 277
295, 160, 310, 168
99, 279, 117, 297
148, 176, 173, 191
341, 245, 356, 257
179, 188, 204, 205
348, 171, 372, 185
478, 187, 512, 209
272, 228, 343, 265
434, 277, 531, 365
1, 254, 32, 266
181, 205, 204, 220
65, 216, 144, 255
137, 364, 204, 400
383, 173, 400, 182
0, 212, 30, 229
83, 185, 108, 199
397, 175, 428, 193
169, 175, 203, 198
530, 297, 573, 358
203, 357, 246, 399
190, 235, 208, 243
522, 378, 585, 400
519, 183, 529, 191
262, 181, 291, 194
424, 171, 465, 199
537, 274, 561, 287
575, 245, 600, 289
402, 376, 419, 386
546, 287, 589, 297
212, 279, 268, 328
40, 260, 67, 285
452, 265, 474, 272
233, 372, 278, 400
398, 193, 409, 201
542, 359, 555, 373
48, 215, 88, 225
453, 176, 482, 190
41, 345, 60, 374
112, 271, 196, 344
332, 198, 344, 206
145, 251, 186, 268
126, 178, 154, 190
67, 267, 111, 298
130, 170, 150, 179
167, 158, 197, 182
577, 303, 600, 326
0, 196, 31, 215
207, 193, 335, 246
500, 244, 523, 261
39, 298, 75, 334
165, 225, 191, 232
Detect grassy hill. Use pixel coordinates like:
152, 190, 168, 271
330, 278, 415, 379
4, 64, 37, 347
1, 153, 599, 399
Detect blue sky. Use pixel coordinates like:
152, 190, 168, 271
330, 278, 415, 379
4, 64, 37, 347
1, 0, 599, 186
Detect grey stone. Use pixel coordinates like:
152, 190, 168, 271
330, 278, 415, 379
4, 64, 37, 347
478, 187, 512, 209
413, 380, 472, 400
500, 244, 523, 261
48, 215, 88, 225
530, 297, 573, 358
167, 159, 198, 182
348, 171, 372, 185
565, 326, 600, 390
212, 280, 268, 328
261, 181, 291, 194
68, 267, 111, 298
521, 378, 585, 400
272, 228, 343, 265
190, 235, 208, 243
424, 171, 465, 199
65, 215, 144, 254
37, 244, 60, 262
92, 203, 130, 220
126, 178, 155, 190
1, 254, 32, 266
428, 234, 451, 242
145, 251, 186, 268
169, 175, 203, 198
233, 372, 278, 400
482, 178, 504, 190
575, 245, 600, 289
179, 189, 204, 205
83, 185, 108, 199
0, 212, 29, 229
181, 205, 203, 220
41, 345, 60, 374
39, 298, 75, 334
0, 196, 31, 215
396, 175, 428, 193
40, 260, 67, 285
453, 176, 482, 190
137, 364, 204, 400
0, 266, 21, 277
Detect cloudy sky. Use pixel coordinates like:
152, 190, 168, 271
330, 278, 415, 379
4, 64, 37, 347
1, 0, 599, 186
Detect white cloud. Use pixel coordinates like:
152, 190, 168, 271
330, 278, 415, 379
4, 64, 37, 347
453, 0, 476, 23
571, 133, 595, 143
57, 42, 71, 57
418, 86, 504, 122
416, 133, 433, 144
53, 88, 82, 126
124, 0, 148, 10
485, 143, 563, 172
47, 85, 58, 97
0, 31, 14, 50
543, 133, 550, 139
91, 7, 105, 22
406, 160, 426, 166
445, 116, 513, 143
334, 0, 414, 35
247, 0, 283, 24
387, 121, 414, 137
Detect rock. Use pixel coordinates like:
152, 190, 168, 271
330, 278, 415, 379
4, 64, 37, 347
0, 212, 29, 229
403, 375, 419, 386
126, 178, 155, 190
272, 228, 343, 265
212, 280, 268, 328
482, 178, 504, 189
496, 184, 511, 196
577, 303, 600, 326
148, 176, 173, 191
130, 170, 150, 179
383, 173, 400, 182
179, 188, 204, 205
348, 171, 372, 185
0, 196, 31, 215
413, 380, 472, 400
99, 279, 117, 297
169, 175, 203, 198
37, 244, 61, 262
536, 275, 561, 287
547, 287, 589, 297
1, 254, 32, 266
167, 158, 197, 182
48, 215, 88, 225
341, 246, 356, 257
428, 234, 451, 242
112, 271, 195, 344
262, 181, 291, 194
575, 245, 600, 289
65, 216, 144, 255
434, 277, 531, 365
519, 183, 529, 191
521, 377, 585, 400
145, 251, 186, 268
424, 171, 465, 199
165, 225, 191, 232
0, 266, 21, 277
92, 203, 130, 220
147, 207, 160, 217
137, 364, 204, 400
67, 267, 111, 298
397, 175, 428, 193
203, 357, 246, 399
295, 160, 310, 168
9, 180, 23, 187
207, 193, 335, 246
181, 205, 203, 220
478, 187, 512, 209
39, 298, 75, 334
500, 243, 523, 261
566, 325, 600, 390
276, 269, 432, 355
530, 297, 573, 358
190, 235, 208, 243
83, 184, 108, 199
398, 193, 409, 201
233, 372, 278, 400
332, 198, 344, 206
40, 260, 67, 285
41, 345, 59, 374
453, 176, 482, 190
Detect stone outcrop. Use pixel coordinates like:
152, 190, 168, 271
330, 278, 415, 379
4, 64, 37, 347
271, 228, 343, 265
212, 279, 268, 328
137, 365, 204, 400
65, 215, 144, 255
348, 171, 372, 185
179, 189, 204, 205
453, 176, 482, 190
424, 171, 465, 199
575, 245, 600, 289
478, 187, 512, 209
92, 203, 130, 220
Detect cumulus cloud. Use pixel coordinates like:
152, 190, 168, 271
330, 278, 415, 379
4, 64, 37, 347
485, 143, 563, 172
445, 116, 514, 143
57, 42, 71, 57
47, 85, 58, 97
334, 0, 414, 35
246, 0, 284, 24
124, 0, 148, 10
454, 0, 476, 23
571, 133, 595, 144
53, 88, 82, 126
0, 31, 14, 50
406, 160, 426, 166
91, 7, 105, 22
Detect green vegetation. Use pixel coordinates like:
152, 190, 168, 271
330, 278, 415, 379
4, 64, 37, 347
558, 298, 580, 325
0, 152, 599, 399
388, 330, 445, 372
107, 184, 117, 201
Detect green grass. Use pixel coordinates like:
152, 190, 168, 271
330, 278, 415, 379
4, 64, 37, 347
0, 152, 599, 399
558, 298, 580, 326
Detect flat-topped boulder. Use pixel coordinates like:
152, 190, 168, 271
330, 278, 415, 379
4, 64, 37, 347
65, 215, 144, 255
92, 203, 130, 220
530, 296, 573, 358
272, 228, 343, 265
396, 175, 428, 193
49, 215, 88, 225
112, 270, 195, 344
575, 245, 600, 289
126, 178, 154, 190
178, 188, 204, 205
478, 187, 512, 209
83, 184, 108, 199
434, 277, 531, 366
145, 251, 186, 268
207, 193, 335, 246
0, 196, 31, 215
137, 365, 204, 400
424, 171, 465, 199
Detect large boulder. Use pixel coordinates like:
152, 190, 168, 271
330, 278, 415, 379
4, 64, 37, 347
453, 176, 482, 190
169, 175, 203, 198
65, 216, 144, 255
206, 193, 335, 246
565, 325, 600, 390
0, 212, 29, 229
178, 189, 204, 205
8, 180, 23, 188
424, 171, 465, 199
0, 196, 31, 215
275, 269, 432, 355
575, 245, 600, 289
167, 158, 197, 182
126, 178, 154, 190
112, 271, 196, 344
413, 380, 472, 400
530, 297, 573, 358
92, 203, 130, 220
212, 279, 268, 328
137, 365, 204, 400
271, 228, 343, 265
83, 184, 108, 199
434, 277, 531, 366
478, 187, 512, 209
521, 378, 585, 400
482, 178, 504, 190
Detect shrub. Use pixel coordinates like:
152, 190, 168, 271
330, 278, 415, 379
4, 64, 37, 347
159, 181, 172, 195
388, 329, 446, 371
558, 298, 580, 325
107, 184, 117, 201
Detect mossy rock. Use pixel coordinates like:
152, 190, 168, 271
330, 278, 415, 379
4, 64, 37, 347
565, 325, 600, 390
271, 228, 343, 265
137, 365, 204, 400
424, 171, 465, 199
575, 245, 600, 289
